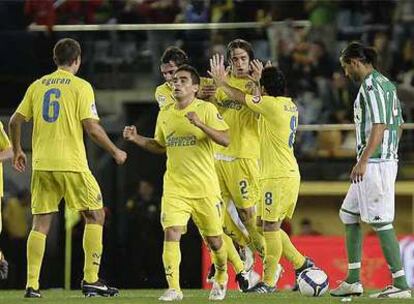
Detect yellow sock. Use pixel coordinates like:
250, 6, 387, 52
280, 230, 305, 269
26, 230, 46, 290
263, 231, 282, 287
163, 241, 181, 291
83, 224, 103, 283
211, 243, 228, 285
223, 234, 244, 274
223, 211, 249, 247
244, 217, 266, 259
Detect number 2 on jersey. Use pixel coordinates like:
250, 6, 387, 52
288, 115, 297, 148
43, 88, 61, 122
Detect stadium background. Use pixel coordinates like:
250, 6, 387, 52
0, 0, 413, 292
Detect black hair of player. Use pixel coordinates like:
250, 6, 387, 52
340, 41, 377, 67
175, 64, 200, 85
160, 46, 189, 66
261, 67, 286, 97
53, 38, 81, 66
226, 39, 254, 62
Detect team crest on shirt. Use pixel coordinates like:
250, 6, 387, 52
157, 95, 166, 105
252, 95, 261, 104
91, 103, 98, 116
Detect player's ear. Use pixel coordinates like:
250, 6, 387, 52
192, 84, 199, 93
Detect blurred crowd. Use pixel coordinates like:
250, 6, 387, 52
2, 0, 412, 157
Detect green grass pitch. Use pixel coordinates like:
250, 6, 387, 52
0, 289, 412, 304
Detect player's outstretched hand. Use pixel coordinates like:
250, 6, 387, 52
123, 125, 138, 142
0, 251, 8, 280
12, 150, 26, 173
208, 54, 227, 87
248, 59, 264, 83
185, 111, 202, 128
113, 149, 127, 165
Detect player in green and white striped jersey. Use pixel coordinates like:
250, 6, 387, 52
330, 42, 411, 299
354, 68, 403, 161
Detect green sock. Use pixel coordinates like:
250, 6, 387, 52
345, 224, 362, 284
374, 224, 409, 290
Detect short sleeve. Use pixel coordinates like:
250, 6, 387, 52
362, 80, 386, 124
204, 103, 228, 131
154, 112, 166, 147
79, 83, 100, 121
245, 94, 277, 116
16, 82, 35, 120
0, 122, 11, 150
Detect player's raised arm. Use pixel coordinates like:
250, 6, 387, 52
209, 54, 248, 105
185, 111, 229, 147
8, 112, 27, 172
123, 125, 166, 154
82, 118, 127, 165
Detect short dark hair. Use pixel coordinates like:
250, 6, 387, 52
53, 38, 81, 66
226, 39, 254, 62
340, 41, 377, 66
160, 46, 189, 66
175, 64, 200, 85
261, 67, 286, 97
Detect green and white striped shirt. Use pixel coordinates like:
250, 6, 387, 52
354, 70, 404, 161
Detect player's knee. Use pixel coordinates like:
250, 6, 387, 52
239, 207, 254, 223
82, 209, 105, 225
263, 220, 280, 232
206, 236, 223, 251
339, 209, 359, 224
32, 214, 54, 235
164, 227, 182, 241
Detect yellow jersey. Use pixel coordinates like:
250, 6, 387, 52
154, 77, 215, 108
155, 98, 228, 198
214, 75, 259, 159
0, 121, 11, 197
16, 69, 100, 172
245, 95, 299, 179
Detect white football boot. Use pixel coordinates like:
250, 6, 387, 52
369, 285, 412, 299
158, 289, 183, 301
209, 281, 227, 301
330, 281, 363, 297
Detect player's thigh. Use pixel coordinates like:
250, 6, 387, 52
261, 177, 300, 222
31, 170, 64, 214
63, 171, 103, 211
340, 183, 360, 223
358, 162, 397, 224
191, 196, 223, 237
161, 195, 192, 232
226, 159, 260, 210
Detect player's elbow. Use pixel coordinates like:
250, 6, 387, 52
218, 133, 230, 147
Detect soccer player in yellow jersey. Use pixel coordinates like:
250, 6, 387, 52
212, 39, 266, 261
124, 65, 229, 301
210, 55, 315, 293
8, 38, 127, 298
155, 46, 251, 290
0, 121, 12, 280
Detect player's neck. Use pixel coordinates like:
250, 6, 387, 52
359, 65, 374, 81
57, 65, 76, 75
175, 96, 195, 109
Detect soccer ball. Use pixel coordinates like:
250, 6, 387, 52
297, 267, 329, 297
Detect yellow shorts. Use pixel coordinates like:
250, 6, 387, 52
31, 170, 103, 215
215, 158, 260, 210
259, 176, 300, 222
161, 195, 223, 237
